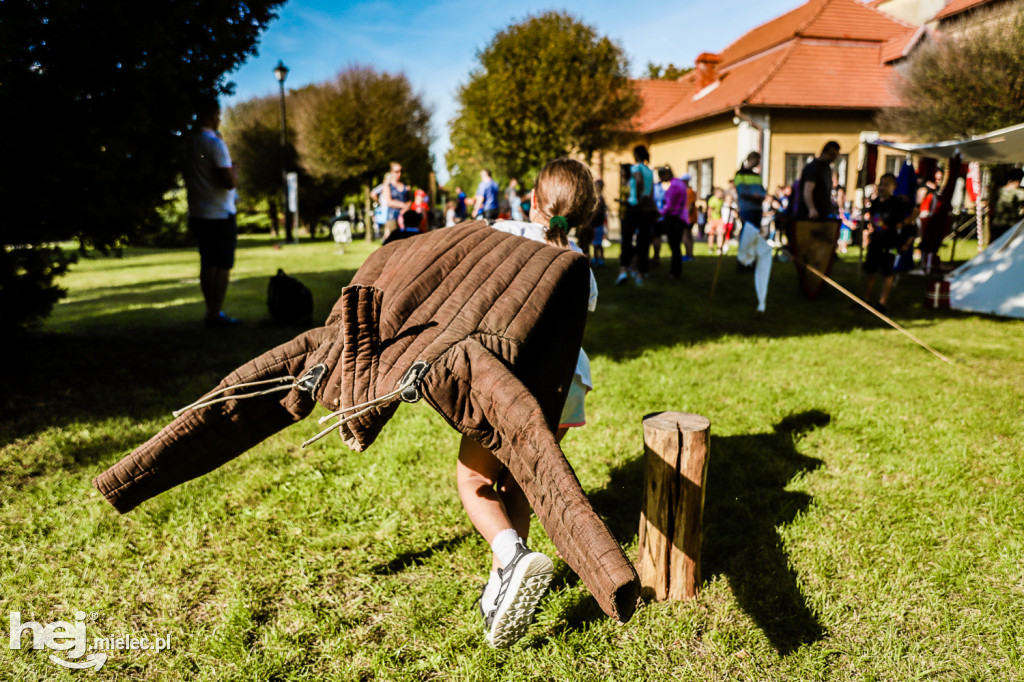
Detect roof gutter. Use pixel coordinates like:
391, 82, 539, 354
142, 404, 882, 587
733, 107, 764, 159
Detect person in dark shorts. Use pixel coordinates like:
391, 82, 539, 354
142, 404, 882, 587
382, 209, 425, 245
183, 98, 240, 327
861, 173, 912, 313
616, 145, 656, 286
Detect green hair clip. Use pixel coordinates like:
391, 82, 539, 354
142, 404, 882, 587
549, 215, 569, 233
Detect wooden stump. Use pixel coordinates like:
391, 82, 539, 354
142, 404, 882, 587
638, 411, 711, 601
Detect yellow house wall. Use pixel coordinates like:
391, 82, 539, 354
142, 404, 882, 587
769, 112, 870, 192
767, 110, 911, 193
593, 145, 641, 237
649, 115, 738, 191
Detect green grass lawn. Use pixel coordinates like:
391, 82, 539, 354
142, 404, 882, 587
2, 233, 1022, 681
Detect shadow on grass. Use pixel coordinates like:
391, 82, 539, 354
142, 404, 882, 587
1, 267, 357, 453
370, 532, 475, 575
554, 410, 829, 655
585, 253, 951, 361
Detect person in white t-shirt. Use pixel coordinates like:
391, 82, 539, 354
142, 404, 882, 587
183, 98, 240, 327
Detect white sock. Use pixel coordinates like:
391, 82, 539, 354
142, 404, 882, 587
481, 570, 501, 612
490, 528, 521, 569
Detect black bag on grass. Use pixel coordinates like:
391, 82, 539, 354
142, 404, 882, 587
267, 269, 313, 326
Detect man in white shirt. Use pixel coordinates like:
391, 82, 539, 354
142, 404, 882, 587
183, 99, 240, 327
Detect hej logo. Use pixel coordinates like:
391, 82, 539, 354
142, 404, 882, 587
9, 611, 106, 671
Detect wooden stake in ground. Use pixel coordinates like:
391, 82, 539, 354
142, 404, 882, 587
638, 412, 711, 601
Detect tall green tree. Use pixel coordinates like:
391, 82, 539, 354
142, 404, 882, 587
1, 0, 282, 329
290, 66, 433, 240
879, 6, 1024, 140
222, 94, 298, 236
292, 66, 433, 191
446, 11, 640, 183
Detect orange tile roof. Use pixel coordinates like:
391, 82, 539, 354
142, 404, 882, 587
718, 0, 913, 67
748, 41, 901, 108
642, 49, 787, 132
632, 0, 913, 133
932, 0, 998, 21
717, 0, 824, 66
880, 25, 924, 62
632, 79, 690, 131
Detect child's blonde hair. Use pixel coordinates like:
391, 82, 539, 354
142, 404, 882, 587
533, 158, 598, 247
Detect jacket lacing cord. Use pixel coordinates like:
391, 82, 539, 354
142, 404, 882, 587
172, 364, 330, 418
172, 376, 300, 418
301, 361, 431, 449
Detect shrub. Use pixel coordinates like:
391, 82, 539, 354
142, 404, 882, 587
0, 246, 77, 332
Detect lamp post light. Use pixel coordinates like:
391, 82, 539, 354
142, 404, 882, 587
274, 60, 295, 243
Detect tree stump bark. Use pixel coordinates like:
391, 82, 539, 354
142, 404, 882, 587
638, 411, 711, 601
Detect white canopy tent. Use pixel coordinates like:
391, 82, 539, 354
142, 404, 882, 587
947, 219, 1024, 319
871, 123, 1024, 319
872, 122, 1024, 164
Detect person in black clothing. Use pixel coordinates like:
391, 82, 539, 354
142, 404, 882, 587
861, 173, 913, 313
798, 141, 840, 219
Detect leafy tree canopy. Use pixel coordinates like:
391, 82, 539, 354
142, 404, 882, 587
643, 61, 692, 80
222, 95, 298, 207
1, 0, 282, 329
291, 66, 434, 192
446, 11, 640, 184
880, 6, 1024, 141
1, 0, 284, 248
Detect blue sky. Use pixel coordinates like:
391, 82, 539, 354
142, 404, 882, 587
224, 0, 804, 182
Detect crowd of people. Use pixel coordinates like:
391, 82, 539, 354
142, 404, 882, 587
608, 140, 994, 315
183, 91, 1003, 327
357, 140, 960, 318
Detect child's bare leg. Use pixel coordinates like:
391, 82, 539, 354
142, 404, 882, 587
459, 431, 562, 647
459, 430, 567, 571
457, 435, 514, 552
489, 428, 567, 568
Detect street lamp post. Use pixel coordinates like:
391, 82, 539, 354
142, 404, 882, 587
274, 60, 295, 243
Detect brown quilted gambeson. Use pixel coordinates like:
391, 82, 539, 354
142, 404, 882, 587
93, 221, 640, 623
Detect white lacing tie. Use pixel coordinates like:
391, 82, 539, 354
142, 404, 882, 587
300, 371, 419, 449
172, 376, 298, 418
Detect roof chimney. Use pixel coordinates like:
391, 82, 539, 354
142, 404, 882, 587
695, 52, 721, 90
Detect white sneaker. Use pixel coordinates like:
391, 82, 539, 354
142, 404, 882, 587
484, 542, 554, 648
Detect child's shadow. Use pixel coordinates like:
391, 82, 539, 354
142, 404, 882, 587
556, 410, 829, 655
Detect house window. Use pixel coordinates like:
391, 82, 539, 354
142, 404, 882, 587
834, 154, 850, 189
884, 154, 903, 176
785, 153, 849, 188
785, 153, 816, 186
687, 158, 714, 199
